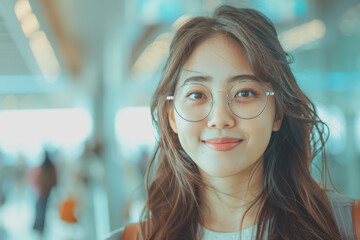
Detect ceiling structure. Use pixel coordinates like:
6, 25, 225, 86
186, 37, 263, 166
0, 0, 359, 99
0, 12, 31, 75
0, 0, 42, 76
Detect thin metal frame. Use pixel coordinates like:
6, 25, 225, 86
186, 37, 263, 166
166, 83, 275, 122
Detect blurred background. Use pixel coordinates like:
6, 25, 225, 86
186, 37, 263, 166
0, 0, 359, 239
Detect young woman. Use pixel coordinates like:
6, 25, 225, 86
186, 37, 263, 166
107, 5, 355, 240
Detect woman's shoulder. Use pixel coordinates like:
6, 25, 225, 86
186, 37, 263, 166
327, 191, 353, 206
326, 191, 354, 240
104, 228, 123, 240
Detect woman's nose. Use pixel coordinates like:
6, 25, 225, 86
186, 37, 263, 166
207, 93, 236, 129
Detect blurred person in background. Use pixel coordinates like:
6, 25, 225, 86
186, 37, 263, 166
30, 151, 57, 236
0, 151, 28, 240
0, 151, 6, 208
107, 4, 357, 240
55, 139, 105, 239
0, 151, 8, 239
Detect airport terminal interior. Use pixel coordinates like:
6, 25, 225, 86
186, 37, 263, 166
0, 0, 359, 239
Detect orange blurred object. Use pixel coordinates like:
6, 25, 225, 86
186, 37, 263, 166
59, 196, 78, 223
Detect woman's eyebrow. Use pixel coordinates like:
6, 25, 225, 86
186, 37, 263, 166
183, 75, 211, 85
182, 73, 258, 85
229, 74, 259, 83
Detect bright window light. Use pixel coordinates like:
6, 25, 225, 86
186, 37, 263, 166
115, 107, 156, 160
0, 108, 92, 166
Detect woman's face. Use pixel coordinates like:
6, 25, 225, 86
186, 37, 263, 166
168, 35, 282, 178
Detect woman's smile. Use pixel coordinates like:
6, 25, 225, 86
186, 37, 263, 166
201, 137, 243, 151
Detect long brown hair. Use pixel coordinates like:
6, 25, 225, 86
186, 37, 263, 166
139, 5, 342, 240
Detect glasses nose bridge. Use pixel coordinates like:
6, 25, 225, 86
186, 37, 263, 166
209, 90, 231, 116
210, 90, 229, 105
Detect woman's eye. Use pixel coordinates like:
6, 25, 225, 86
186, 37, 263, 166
188, 92, 206, 100
236, 90, 255, 97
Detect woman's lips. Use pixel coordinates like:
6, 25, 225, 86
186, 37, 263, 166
202, 137, 243, 151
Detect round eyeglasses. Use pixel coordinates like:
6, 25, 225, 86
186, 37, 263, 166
166, 81, 275, 122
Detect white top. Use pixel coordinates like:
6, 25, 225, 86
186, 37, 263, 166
201, 225, 257, 240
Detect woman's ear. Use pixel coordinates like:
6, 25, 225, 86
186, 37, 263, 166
272, 112, 283, 132
167, 104, 178, 134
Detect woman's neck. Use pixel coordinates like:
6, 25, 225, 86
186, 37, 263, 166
199, 160, 264, 232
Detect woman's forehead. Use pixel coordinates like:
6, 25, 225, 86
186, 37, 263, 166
179, 36, 252, 78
